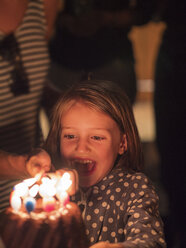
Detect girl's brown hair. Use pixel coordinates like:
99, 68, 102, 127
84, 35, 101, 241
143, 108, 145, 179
44, 80, 143, 171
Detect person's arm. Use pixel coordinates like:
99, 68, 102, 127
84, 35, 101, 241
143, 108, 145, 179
0, 149, 52, 180
44, 0, 60, 39
0, 150, 29, 179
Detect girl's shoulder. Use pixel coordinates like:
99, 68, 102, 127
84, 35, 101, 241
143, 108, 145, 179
110, 168, 155, 191
106, 168, 159, 204
113, 167, 149, 182
95, 167, 156, 197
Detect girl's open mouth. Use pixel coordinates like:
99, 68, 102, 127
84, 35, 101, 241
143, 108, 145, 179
73, 159, 96, 176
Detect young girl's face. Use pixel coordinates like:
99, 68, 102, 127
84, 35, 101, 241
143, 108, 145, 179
60, 101, 126, 188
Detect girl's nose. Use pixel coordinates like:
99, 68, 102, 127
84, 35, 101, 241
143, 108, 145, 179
75, 138, 90, 153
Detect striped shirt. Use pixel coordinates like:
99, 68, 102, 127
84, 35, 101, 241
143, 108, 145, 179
0, 0, 50, 211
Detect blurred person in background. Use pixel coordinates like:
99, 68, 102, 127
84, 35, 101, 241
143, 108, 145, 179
49, 0, 156, 105
0, 0, 58, 212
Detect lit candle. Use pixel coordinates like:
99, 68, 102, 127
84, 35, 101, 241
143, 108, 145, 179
24, 197, 36, 213
10, 191, 21, 211
55, 172, 72, 207
60, 172, 72, 191
29, 184, 39, 198
43, 197, 56, 212
10, 171, 73, 213
39, 177, 56, 198
56, 172, 72, 194
56, 191, 69, 207
14, 182, 28, 198
23, 178, 37, 187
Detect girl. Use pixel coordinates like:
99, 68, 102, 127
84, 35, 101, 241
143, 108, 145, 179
44, 80, 166, 248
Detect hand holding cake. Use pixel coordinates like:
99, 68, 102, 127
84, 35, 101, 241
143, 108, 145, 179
26, 148, 79, 196
0, 148, 52, 180
26, 148, 52, 177
0, 148, 79, 194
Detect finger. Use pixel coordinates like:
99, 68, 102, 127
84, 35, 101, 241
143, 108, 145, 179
34, 150, 51, 170
26, 150, 51, 177
26, 161, 43, 177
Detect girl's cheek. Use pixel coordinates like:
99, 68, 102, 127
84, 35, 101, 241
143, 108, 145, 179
61, 145, 73, 157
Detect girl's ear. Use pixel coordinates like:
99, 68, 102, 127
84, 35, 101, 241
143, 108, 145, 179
118, 134, 127, 155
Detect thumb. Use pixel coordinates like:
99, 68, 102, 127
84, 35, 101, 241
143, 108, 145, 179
26, 149, 51, 177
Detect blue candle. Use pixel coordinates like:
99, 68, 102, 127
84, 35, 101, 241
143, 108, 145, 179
24, 197, 36, 213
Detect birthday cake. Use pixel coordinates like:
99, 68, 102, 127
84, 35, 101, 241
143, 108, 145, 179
0, 173, 89, 248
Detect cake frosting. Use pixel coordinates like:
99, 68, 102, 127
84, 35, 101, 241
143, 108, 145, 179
0, 202, 89, 248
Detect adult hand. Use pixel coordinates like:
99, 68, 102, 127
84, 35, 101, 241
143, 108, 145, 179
26, 148, 52, 177
90, 242, 124, 248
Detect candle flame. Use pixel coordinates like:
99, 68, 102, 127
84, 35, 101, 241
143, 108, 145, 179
11, 172, 72, 212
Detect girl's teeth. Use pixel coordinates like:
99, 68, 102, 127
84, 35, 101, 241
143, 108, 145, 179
74, 159, 93, 164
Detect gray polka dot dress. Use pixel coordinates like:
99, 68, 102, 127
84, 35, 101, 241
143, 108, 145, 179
71, 167, 166, 247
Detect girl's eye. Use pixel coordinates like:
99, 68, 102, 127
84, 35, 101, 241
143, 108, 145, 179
92, 136, 104, 141
64, 134, 75, 139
